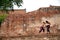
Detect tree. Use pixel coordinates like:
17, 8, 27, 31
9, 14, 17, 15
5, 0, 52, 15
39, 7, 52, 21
0, 0, 23, 26
0, 0, 23, 10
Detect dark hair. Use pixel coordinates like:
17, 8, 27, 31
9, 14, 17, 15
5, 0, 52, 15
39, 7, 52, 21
43, 22, 45, 24
46, 21, 50, 24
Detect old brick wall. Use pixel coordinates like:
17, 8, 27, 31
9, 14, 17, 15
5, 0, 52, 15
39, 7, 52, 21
0, 6, 60, 37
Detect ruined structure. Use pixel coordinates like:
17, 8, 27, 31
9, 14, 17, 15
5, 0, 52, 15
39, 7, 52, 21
0, 5, 60, 40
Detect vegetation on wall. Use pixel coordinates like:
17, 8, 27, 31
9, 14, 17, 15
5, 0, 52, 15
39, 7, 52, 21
0, 14, 8, 26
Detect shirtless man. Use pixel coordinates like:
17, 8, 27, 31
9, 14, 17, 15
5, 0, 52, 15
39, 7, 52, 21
39, 22, 45, 33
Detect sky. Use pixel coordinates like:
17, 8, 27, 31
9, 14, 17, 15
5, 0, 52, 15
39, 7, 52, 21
13, 0, 60, 12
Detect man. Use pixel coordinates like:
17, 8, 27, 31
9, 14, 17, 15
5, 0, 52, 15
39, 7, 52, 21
39, 22, 45, 33
45, 21, 51, 33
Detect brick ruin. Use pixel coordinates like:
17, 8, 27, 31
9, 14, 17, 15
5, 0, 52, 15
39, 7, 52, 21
0, 5, 60, 38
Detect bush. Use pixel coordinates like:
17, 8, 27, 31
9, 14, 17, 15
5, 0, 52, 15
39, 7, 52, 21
0, 14, 8, 26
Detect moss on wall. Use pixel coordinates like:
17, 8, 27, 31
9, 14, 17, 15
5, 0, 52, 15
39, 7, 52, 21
0, 14, 8, 26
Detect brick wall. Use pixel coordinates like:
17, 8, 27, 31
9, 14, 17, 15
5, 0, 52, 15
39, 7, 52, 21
0, 6, 60, 37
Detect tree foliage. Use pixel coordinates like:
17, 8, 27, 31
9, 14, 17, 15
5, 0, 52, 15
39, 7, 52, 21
0, 0, 23, 10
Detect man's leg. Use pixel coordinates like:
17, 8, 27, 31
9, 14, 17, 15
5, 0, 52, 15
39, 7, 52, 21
43, 29, 45, 32
47, 28, 50, 33
39, 29, 42, 33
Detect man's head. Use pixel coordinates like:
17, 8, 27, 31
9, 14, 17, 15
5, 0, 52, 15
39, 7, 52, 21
46, 21, 49, 23
43, 22, 45, 24
46, 21, 50, 24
